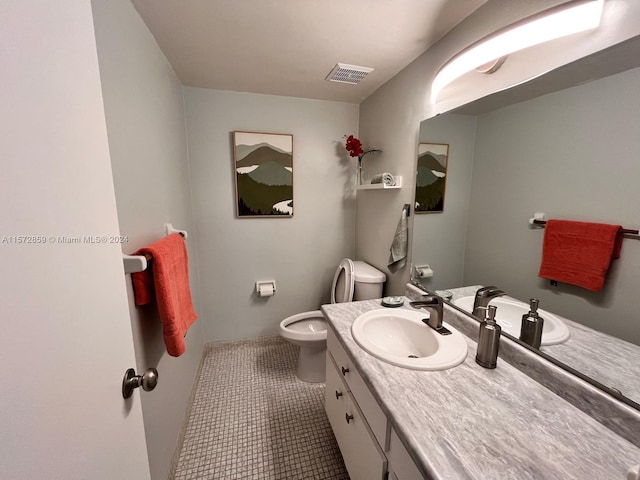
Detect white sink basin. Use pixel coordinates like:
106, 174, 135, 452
351, 308, 468, 371
453, 296, 570, 346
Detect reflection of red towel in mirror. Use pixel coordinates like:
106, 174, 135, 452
538, 220, 623, 292
132, 233, 198, 356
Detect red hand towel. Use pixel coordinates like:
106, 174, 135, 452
538, 220, 622, 292
131, 233, 197, 357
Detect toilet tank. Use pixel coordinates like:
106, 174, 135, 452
352, 261, 386, 300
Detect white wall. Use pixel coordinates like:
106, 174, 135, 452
0, 1, 150, 478
464, 66, 640, 345
184, 88, 358, 342
413, 114, 477, 291
357, 0, 640, 294
91, 2, 203, 479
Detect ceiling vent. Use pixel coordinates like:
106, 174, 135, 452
325, 63, 374, 85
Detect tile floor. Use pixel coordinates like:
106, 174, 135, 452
173, 336, 349, 479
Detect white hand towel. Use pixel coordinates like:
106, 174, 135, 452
388, 206, 408, 273
370, 172, 396, 186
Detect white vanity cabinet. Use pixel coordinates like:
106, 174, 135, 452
325, 329, 388, 480
325, 328, 428, 480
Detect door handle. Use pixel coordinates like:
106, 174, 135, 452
122, 367, 158, 399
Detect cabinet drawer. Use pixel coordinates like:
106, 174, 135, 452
325, 354, 387, 480
325, 353, 349, 446
388, 428, 425, 480
327, 328, 389, 448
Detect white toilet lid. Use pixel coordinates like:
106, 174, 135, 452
331, 258, 355, 304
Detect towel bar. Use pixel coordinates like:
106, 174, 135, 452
122, 227, 187, 274
123, 254, 149, 274
531, 219, 639, 236
165, 223, 187, 239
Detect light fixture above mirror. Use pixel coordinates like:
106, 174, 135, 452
431, 0, 604, 103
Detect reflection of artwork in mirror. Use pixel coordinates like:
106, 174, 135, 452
415, 143, 448, 213
233, 131, 293, 217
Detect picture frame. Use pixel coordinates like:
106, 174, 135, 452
233, 131, 293, 217
415, 142, 448, 213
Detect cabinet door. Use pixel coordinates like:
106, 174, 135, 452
327, 329, 389, 447
326, 353, 387, 480
325, 352, 349, 447
342, 392, 387, 480
388, 428, 426, 480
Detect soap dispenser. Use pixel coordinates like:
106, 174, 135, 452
476, 305, 501, 369
519, 298, 544, 349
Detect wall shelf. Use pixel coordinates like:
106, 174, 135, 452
357, 176, 402, 190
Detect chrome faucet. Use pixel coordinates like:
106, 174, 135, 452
472, 286, 506, 317
409, 296, 451, 335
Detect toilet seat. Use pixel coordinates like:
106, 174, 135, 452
279, 311, 326, 343
331, 258, 355, 304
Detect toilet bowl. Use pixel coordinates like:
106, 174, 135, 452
278, 311, 327, 383
279, 258, 386, 383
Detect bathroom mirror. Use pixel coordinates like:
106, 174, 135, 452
412, 35, 640, 410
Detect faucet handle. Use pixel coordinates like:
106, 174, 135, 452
409, 295, 442, 308
475, 285, 499, 297
475, 286, 506, 298
423, 295, 443, 305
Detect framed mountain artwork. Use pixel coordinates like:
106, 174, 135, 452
415, 142, 448, 213
233, 131, 294, 217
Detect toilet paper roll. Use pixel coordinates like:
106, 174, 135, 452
256, 281, 276, 297
416, 266, 434, 278
258, 284, 274, 297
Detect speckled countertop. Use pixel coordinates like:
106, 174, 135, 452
445, 285, 640, 407
322, 299, 640, 480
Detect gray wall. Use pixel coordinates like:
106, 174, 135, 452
91, 2, 203, 479
465, 66, 640, 345
357, 0, 640, 295
184, 88, 358, 342
413, 114, 477, 291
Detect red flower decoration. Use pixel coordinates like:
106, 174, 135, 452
345, 135, 364, 157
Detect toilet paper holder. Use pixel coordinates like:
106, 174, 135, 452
414, 264, 434, 279
256, 280, 276, 297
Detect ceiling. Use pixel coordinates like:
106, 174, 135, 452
131, 0, 487, 104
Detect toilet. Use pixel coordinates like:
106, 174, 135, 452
279, 258, 386, 383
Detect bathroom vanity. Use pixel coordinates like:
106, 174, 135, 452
321, 299, 640, 480
325, 324, 426, 480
